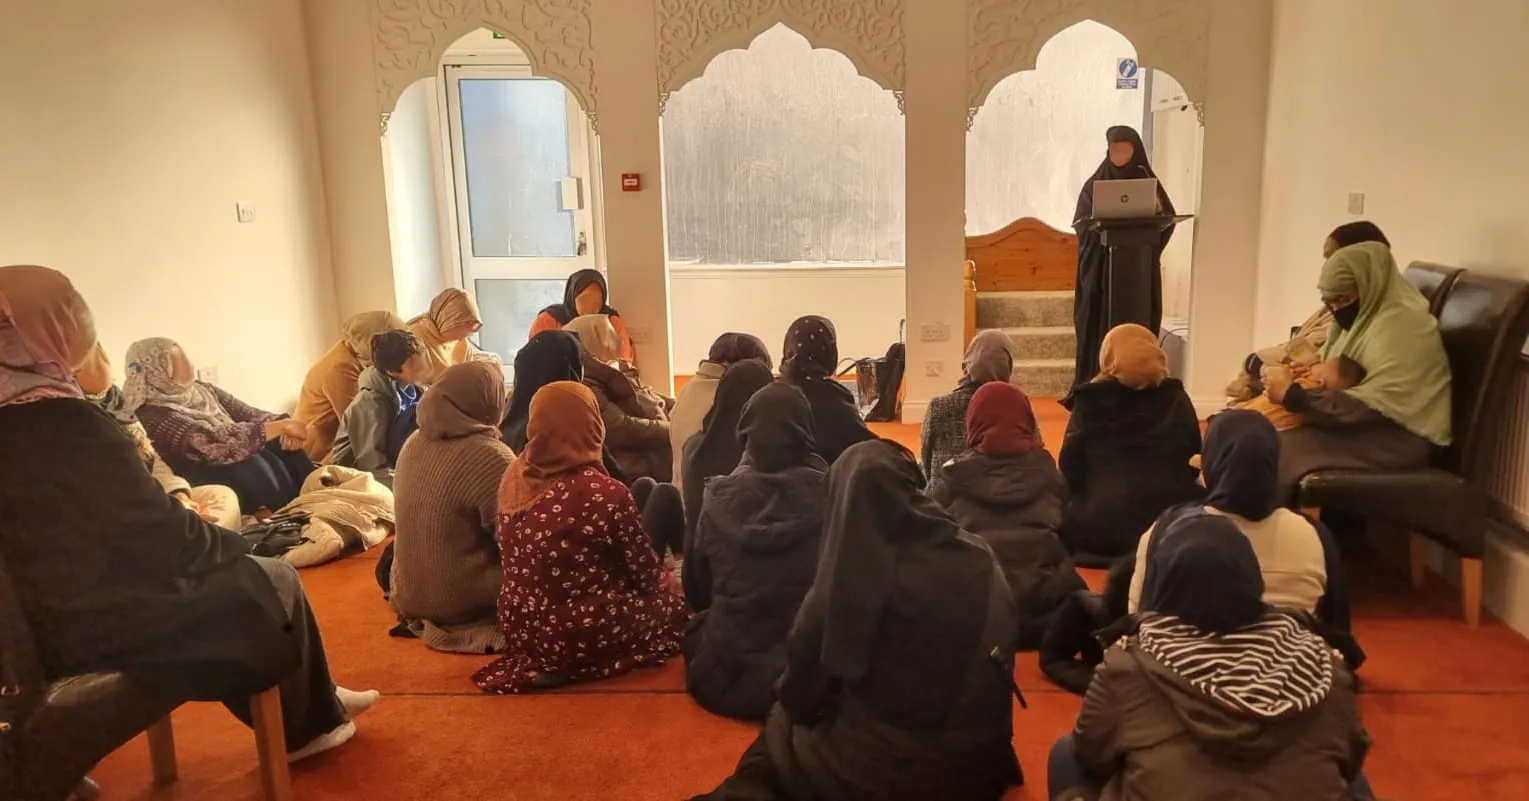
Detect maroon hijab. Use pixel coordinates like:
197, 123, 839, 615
965, 381, 1040, 456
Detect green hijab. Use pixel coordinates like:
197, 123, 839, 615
1319, 242, 1452, 446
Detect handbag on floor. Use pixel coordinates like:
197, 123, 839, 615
240, 513, 312, 559
865, 321, 906, 422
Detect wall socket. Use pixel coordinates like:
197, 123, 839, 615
196, 365, 219, 385
924, 360, 945, 378
627, 325, 653, 345
919, 323, 951, 342
236, 202, 257, 224
1346, 192, 1365, 215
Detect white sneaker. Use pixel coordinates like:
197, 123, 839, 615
287, 720, 357, 763
336, 686, 380, 719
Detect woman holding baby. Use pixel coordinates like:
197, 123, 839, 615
1260, 238, 1452, 504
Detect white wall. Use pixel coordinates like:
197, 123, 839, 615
669, 268, 906, 372
1256, 0, 1529, 344
0, 0, 337, 410
383, 79, 449, 317
1150, 71, 1203, 324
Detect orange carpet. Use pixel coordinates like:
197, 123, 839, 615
88, 402, 1529, 799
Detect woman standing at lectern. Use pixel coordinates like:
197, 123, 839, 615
1066, 125, 1176, 407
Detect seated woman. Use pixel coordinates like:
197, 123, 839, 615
1127, 409, 1363, 666
1263, 241, 1451, 504
931, 382, 1084, 650
332, 330, 427, 487
682, 382, 827, 721
1228, 221, 1391, 402
694, 439, 1023, 801
499, 329, 626, 481
1048, 511, 1374, 801
670, 332, 773, 491
1057, 324, 1202, 565
125, 337, 315, 513
390, 361, 514, 654
921, 329, 1016, 495
565, 314, 674, 482
528, 269, 636, 363
778, 315, 872, 464
474, 381, 688, 693
0, 265, 376, 764
292, 310, 406, 462
73, 343, 242, 530
680, 358, 775, 554
408, 288, 496, 386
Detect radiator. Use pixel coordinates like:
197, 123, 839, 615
1487, 355, 1529, 528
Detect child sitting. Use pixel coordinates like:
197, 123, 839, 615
1238, 354, 1367, 431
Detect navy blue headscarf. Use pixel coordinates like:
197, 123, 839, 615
1202, 410, 1280, 521
1140, 509, 1268, 634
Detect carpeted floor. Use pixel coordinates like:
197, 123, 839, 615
89, 402, 1529, 799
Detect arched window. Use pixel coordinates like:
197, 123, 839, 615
662, 24, 906, 266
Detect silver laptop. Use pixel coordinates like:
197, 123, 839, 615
1092, 178, 1159, 219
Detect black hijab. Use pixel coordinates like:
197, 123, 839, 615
738, 382, 818, 472
540, 269, 618, 326
1329, 220, 1390, 249
781, 315, 838, 382
1073, 125, 1177, 226
682, 359, 776, 541
1202, 409, 1280, 521
500, 330, 583, 450
1140, 508, 1267, 634
804, 440, 993, 704
707, 332, 773, 370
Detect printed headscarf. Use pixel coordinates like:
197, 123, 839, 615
781, 315, 838, 382
1097, 323, 1167, 389
121, 337, 234, 426
497, 381, 607, 517
0, 265, 95, 407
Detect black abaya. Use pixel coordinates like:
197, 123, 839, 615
1068, 126, 1177, 399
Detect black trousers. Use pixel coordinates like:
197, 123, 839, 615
179, 441, 316, 515
632, 477, 686, 558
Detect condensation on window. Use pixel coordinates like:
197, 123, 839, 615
661, 24, 906, 266
965, 21, 1146, 235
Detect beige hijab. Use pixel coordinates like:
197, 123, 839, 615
497, 381, 607, 518
342, 310, 407, 364
409, 289, 484, 383
1098, 323, 1168, 390
0, 265, 96, 406
563, 314, 623, 363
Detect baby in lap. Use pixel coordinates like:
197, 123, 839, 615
1237, 354, 1367, 431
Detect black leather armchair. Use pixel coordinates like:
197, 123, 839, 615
1298, 270, 1529, 626
0, 559, 292, 801
1403, 261, 1464, 315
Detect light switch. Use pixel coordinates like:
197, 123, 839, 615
236, 203, 257, 224
196, 365, 219, 385
1346, 192, 1365, 215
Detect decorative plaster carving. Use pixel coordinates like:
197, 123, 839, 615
654, 0, 905, 98
371, 0, 598, 124
968, 0, 1211, 116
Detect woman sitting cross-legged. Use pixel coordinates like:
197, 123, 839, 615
474, 381, 688, 693
291, 310, 407, 462
390, 361, 514, 654
680, 358, 776, 558
921, 329, 1015, 496
682, 382, 828, 720
126, 337, 316, 514
778, 315, 873, 464
1056, 324, 1203, 565
1048, 509, 1376, 801
499, 329, 626, 481
930, 381, 1085, 650
565, 314, 674, 482
73, 343, 242, 530
1128, 409, 1364, 667
693, 440, 1023, 801
0, 265, 377, 765
331, 330, 428, 487
671, 332, 773, 492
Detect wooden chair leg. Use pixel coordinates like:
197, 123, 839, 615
1461, 557, 1484, 628
146, 715, 177, 786
250, 687, 293, 801
1409, 531, 1429, 589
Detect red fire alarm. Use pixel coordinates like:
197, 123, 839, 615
621, 173, 642, 192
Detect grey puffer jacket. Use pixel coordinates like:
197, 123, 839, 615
930, 449, 1085, 649
681, 459, 827, 720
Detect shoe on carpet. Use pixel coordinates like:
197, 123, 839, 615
337, 686, 380, 719
288, 720, 356, 763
